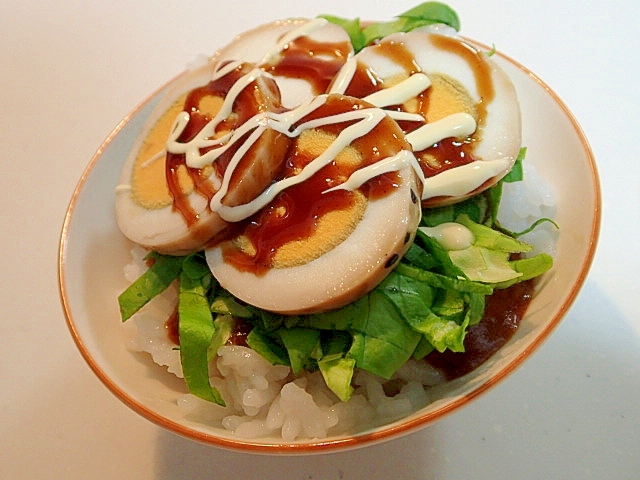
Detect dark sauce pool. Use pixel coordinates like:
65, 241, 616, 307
425, 279, 535, 380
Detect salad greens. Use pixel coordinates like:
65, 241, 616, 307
177, 255, 225, 405
118, 150, 553, 404
321, 2, 461, 52
118, 252, 183, 322
117, 6, 556, 405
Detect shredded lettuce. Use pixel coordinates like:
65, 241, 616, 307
278, 327, 321, 375
318, 354, 356, 402
177, 255, 225, 405
117, 251, 183, 321
246, 328, 290, 366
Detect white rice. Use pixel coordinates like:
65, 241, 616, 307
497, 161, 558, 256
171, 346, 439, 441
123, 245, 183, 377
123, 162, 556, 440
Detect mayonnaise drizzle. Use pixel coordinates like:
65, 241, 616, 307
259, 17, 329, 66
406, 112, 476, 151
420, 223, 474, 250
327, 57, 358, 95
166, 65, 270, 170
212, 100, 396, 222
421, 158, 511, 200
362, 73, 431, 108
324, 149, 422, 194
160, 19, 508, 225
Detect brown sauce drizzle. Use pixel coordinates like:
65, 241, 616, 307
418, 137, 475, 177
341, 60, 384, 99
223, 167, 357, 274
344, 35, 496, 181
264, 35, 352, 95
226, 318, 253, 347
165, 307, 180, 346
165, 311, 252, 347
220, 95, 407, 274
430, 34, 495, 127
165, 63, 283, 226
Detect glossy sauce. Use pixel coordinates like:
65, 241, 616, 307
165, 307, 180, 346
418, 137, 475, 177
342, 35, 495, 182
165, 63, 282, 226
426, 279, 535, 380
165, 311, 252, 347
221, 95, 406, 274
264, 35, 352, 95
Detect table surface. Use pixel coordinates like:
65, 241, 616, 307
2, 1, 638, 478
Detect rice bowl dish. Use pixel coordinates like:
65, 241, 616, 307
59, 2, 599, 452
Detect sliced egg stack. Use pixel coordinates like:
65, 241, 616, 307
115, 17, 521, 313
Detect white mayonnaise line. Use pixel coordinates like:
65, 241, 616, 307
422, 157, 511, 200
328, 57, 358, 95
406, 112, 477, 151
165, 68, 272, 170
209, 124, 267, 210
267, 95, 329, 136
324, 149, 420, 193
363, 73, 432, 108
141, 149, 168, 169
385, 111, 425, 122
215, 107, 388, 222
288, 108, 381, 136
212, 60, 243, 80
191, 114, 269, 168
259, 18, 329, 66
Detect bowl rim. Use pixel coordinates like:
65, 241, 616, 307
58, 39, 601, 454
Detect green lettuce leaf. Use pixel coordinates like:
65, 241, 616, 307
362, 2, 460, 47
318, 354, 356, 402
322, 2, 460, 52
210, 290, 253, 318
278, 327, 321, 375
207, 315, 234, 362
449, 246, 522, 283
118, 252, 183, 321
178, 255, 225, 405
433, 214, 553, 285
494, 254, 554, 289
246, 328, 290, 366
456, 214, 532, 253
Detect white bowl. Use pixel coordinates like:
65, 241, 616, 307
58, 42, 600, 453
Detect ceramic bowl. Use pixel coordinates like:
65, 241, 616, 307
58, 39, 600, 453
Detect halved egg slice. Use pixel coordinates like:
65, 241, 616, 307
115, 62, 290, 255
333, 30, 521, 207
116, 18, 354, 255
205, 94, 422, 314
